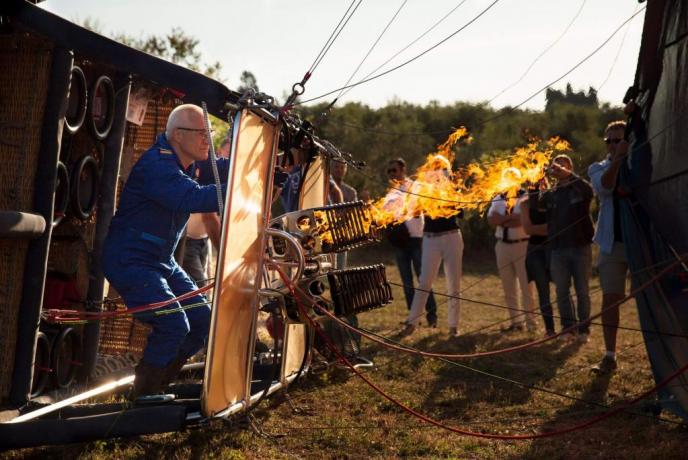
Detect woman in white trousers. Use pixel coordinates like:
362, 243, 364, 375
402, 215, 463, 337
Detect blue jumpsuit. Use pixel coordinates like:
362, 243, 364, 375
103, 134, 229, 368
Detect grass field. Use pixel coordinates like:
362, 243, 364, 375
6, 247, 688, 459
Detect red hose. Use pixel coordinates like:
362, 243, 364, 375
274, 264, 688, 440
45, 282, 215, 323
314, 257, 683, 359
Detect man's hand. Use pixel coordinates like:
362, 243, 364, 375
612, 140, 629, 162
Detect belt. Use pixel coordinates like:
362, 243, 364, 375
497, 238, 529, 244
425, 229, 460, 238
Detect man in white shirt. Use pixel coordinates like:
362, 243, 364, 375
487, 172, 537, 332
385, 158, 438, 327
181, 137, 230, 286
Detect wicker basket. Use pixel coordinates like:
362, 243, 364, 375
0, 33, 53, 401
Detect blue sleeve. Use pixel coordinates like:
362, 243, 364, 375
197, 156, 230, 186
144, 159, 224, 213
588, 162, 613, 197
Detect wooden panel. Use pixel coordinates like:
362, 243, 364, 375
281, 322, 307, 381
298, 156, 328, 209
202, 110, 276, 416
279, 155, 328, 381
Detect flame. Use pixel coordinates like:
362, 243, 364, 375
309, 128, 569, 245
312, 204, 375, 248
370, 130, 569, 228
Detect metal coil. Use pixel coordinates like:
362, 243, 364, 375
327, 264, 393, 317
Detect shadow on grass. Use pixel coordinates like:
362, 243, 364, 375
407, 331, 583, 420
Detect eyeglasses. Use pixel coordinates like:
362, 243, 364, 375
177, 127, 215, 137
604, 138, 623, 145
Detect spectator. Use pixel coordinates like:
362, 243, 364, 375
487, 168, 537, 332
330, 160, 356, 270
384, 158, 438, 327
521, 178, 555, 336
401, 157, 463, 337
182, 138, 230, 285
543, 154, 595, 342
587, 120, 630, 373
331, 160, 357, 203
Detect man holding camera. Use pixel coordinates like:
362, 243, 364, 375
587, 120, 630, 373
544, 154, 595, 342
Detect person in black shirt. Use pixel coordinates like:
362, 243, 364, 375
521, 178, 555, 336
401, 213, 464, 337
543, 154, 594, 342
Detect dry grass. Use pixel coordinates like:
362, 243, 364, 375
5, 247, 688, 459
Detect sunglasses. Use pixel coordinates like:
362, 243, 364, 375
604, 138, 623, 145
387, 168, 398, 174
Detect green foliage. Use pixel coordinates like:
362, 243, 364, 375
545, 83, 599, 111
112, 27, 223, 81
298, 94, 622, 245
237, 70, 259, 93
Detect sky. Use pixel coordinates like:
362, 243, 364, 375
41, 0, 646, 111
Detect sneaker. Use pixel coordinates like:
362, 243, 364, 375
448, 327, 459, 337
399, 324, 416, 337
591, 356, 617, 374
577, 332, 590, 344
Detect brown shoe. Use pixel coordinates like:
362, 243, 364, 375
448, 327, 459, 337
162, 356, 187, 388
399, 324, 416, 337
131, 361, 166, 400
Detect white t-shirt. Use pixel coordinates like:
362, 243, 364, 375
186, 213, 208, 239
487, 196, 528, 241
382, 178, 424, 238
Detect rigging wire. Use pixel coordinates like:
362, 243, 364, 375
307, 0, 360, 76
597, 2, 640, 92
331, 0, 409, 105
276, 265, 688, 440
297, 0, 503, 105
311, 256, 685, 359
337, 0, 469, 101
488, 0, 588, 104
309, 0, 365, 77
324, 5, 646, 137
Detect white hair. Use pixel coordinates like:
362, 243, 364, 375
165, 104, 204, 138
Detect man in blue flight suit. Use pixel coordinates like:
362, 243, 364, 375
103, 104, 229, 398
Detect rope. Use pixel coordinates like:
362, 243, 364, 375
394, 275, 688, 339
337, 0, 468, 101
325, 5, 646, 136
275, 265, 688, 440
597, 2, 640, 92
44, 283, 215, 323
307, 0, 360, 76
201, 101, 224, 217
312, 256, 684, 359
297, 0, 503, 105
488, 0, 588, 104
284, 0, 364, 109
332, 0, 408, 104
